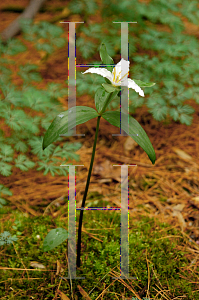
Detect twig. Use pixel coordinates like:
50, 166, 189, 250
1, 0, 47, 42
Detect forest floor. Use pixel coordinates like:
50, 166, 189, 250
1, 1, 199, 299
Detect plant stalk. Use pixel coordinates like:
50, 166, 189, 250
99, 91, 116, 115
77, 115, 101, 267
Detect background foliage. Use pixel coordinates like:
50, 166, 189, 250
0, 0, 198, 212
74, 0, 199, 125
0, 0, 198, 205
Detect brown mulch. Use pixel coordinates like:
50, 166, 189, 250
0, 0, 199, 250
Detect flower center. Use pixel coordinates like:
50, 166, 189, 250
112, 67, 128, 84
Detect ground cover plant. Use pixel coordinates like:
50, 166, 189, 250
1, 0, 199, 299
0, 19, 82, 206
1, 205, 198, 299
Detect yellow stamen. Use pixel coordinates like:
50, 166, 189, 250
113, 68, 116, 82
121, 72, 129, 81
113, 68, 129, 84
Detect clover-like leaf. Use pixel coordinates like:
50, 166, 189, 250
43, 228, 69, 252
133, 79, 156, 87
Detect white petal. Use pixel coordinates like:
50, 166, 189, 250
112, 59, 129, 85
114, 58, 130, 75
82, 68, 113, 82
128, 79, 145, 97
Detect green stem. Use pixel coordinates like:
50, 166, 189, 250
99, 91, 114, 115
77, 115, 101, 267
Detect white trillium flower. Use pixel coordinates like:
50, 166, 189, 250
82, 58, 144, 97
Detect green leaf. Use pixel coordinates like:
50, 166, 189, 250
179, 114, 193, 125
43, 106, 99, 150
102, 111, 156, 164
169, 107, 179, 121
53, 37, 66, 48
0, 184, 11, 207
76, 38, 96, 59
45, 22, 64, 37
102, 83, 119, 93
95, 87, 109, 113
36, 43, 54, 54
5, 39, 26, 55
100, 43, 114, 72
47, 83, 68, 99
95, 87, 119, 114
133, 79, 156, 87
0, 184, 13, 196
14, 154, 35, 171
0, 162, 12, 177
14, 141, 28, 152
29, 136, 55, 158
0, 144, 14, 162
43, 228, 69, 251
0, 231, 18, 246
0, 198, 7, 208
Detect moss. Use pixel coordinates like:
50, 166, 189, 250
0, 206, 198, 299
